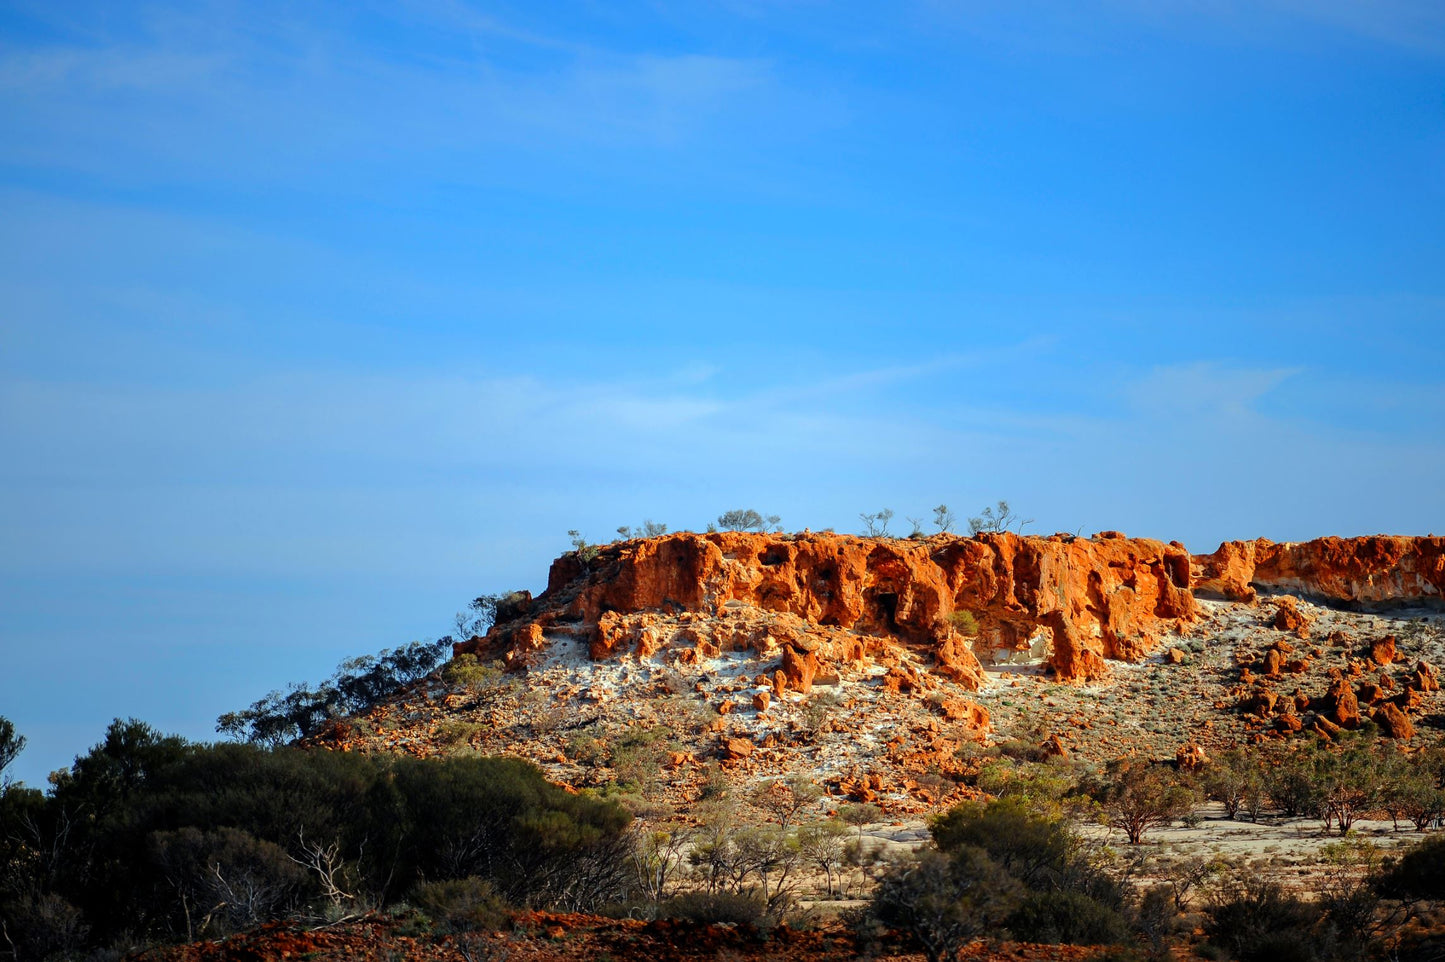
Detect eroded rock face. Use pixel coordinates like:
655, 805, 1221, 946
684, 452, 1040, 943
458, 532, 1442, 696
461, 530, 1197, 684
1194, 536, 1445, 607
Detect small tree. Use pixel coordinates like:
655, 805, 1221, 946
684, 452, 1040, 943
1097, 761, 1197, 844
933, 504, 956, 533
1202, 748, 1262, 821
567, 530, 600, 563
840, 802, 883, 847
0, 715, 24, 783
716, 509, 780, 533
750, 775, 822, 830
968, 500, 1032, 535
797, 820, 848, 898
859, 508, 894, 536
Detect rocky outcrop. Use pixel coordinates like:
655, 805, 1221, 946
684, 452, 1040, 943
457, 532, 1442, 699
460, 530, 1198, 685
1194, 536, 1445, 607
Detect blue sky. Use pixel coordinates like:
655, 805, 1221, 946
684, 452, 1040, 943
2, 0, 1443, 786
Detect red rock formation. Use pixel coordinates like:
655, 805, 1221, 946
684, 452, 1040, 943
457, 532, 1442, 697
460, 531, 1197, 685
1194, 536, 1445, 607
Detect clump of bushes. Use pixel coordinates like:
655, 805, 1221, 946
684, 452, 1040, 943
0, 718, 634, 957
869, 798, 1129, 961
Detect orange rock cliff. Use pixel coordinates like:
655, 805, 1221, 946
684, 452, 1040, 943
455, 532, 1444, 688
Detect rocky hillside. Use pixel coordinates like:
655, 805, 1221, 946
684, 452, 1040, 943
330, 532, 1445, 813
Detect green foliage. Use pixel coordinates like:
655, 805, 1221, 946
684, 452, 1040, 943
411, 877, 510, 932
1201, 747, 1264, 820
567, 529, 600, 563
0, 720, 635, 956
454, 591, 530, 640
1092, 760, 1197, 844
871, 848, 1020, 962
1006, 889, 1130, 945
1378, 833, 1445, 901
949, 609, 980, 636
657, 890, 768, 926
441, 653, 503, 690
1202, 875, 1360, 962
609, 726, 672, 791
216, 640, 450, 746
971, 757, 1081, 806
616, 520, 668, 539
150, 826, 306, 935
874, 799, 1127, 962
932, 504, 956, 533
436, 720, 484, 746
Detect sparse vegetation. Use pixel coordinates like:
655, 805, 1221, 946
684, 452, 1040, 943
617, 520, 668, 539
968, 499, 1032, 534
715, 509, 782, 533
216, 639, 450, 746
858, 508, 894, 537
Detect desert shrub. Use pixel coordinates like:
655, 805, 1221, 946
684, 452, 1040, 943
1203, 875, 1358, 962
870, 848, 1019, 962
968, 500, 1031, 534
149, 826, 306, 935
859, 509, 894, 536
872, 799, 1127, 962
1378, 833, 1445, 901
658, 890, 767, 925
0, 714, 24, 780
436, 720, 483, 746
442, 654, 502, 690
610, 726, 671, 791
411, 876, 510, 932
1006, 889, 1129, 945
1202, 747, 1264, 820
566, 732, 610, 767
1, 891, 90, 960
454, 591, 529, 639
949, 610, 980, 635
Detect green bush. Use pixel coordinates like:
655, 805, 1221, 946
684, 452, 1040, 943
411, 876, 510, 932
1006, 890, 1128, 945
0, 719, 636, 955
657, 890, 768, 925
1203, 876, 1356, 962
442, 654, 502, 690
1378, 833, 1445, 901
949, 610, 980, 636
